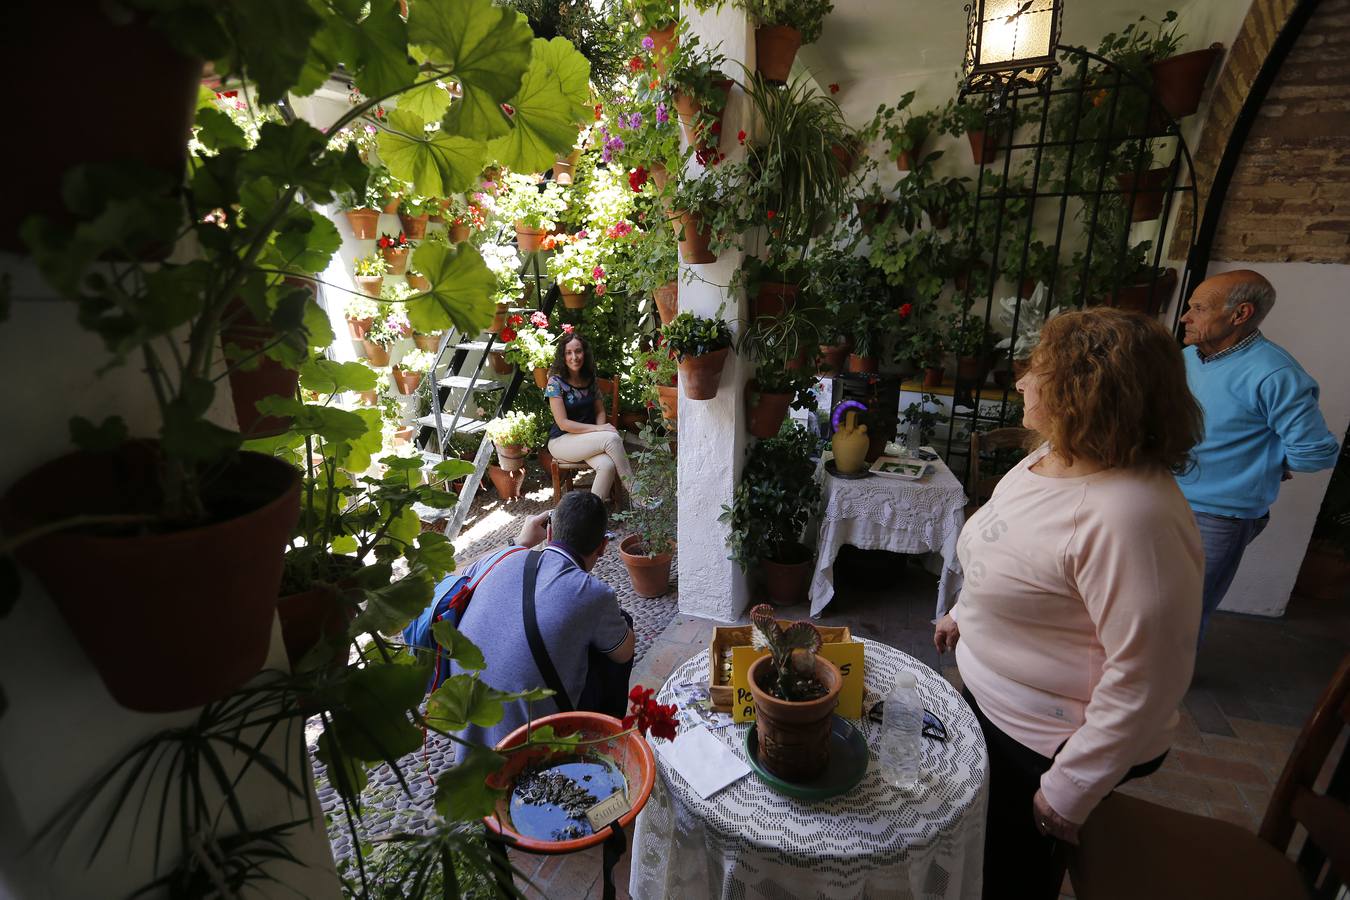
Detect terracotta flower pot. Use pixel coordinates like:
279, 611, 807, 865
561, 288, 590, 309
923, 366, 945, 388
754, 25, 803, 84
277, 555, 362, 669
391, 366, 423, 395
382, 198, 401, 215
673, 79, 733, 150
956, 355, 986, 385
485, 711, 656, 854
758, 543, 815, 607
647, 22, 678, 75
1149, 45, 1224, 120
817, 343, 848, 375
848, 354, 878, 375
0, 445, 300, 712
347, 316, 375, 339
1115, 167, 1171, 222
449, 223, 472, 244
895, 149, 916, 172
515, 224, 548, 252
747, 381, 792, 439
747, 653, 842, 782
357, 389, 379, 406
1100, 267, 1178, 316
653, 281, 679, 325
221, 299, 300, 438
533, 367, 549, 391
487, 464, 525, 501
679, 346, 730, 400
360, 340, 390, 367
650, 162, 669, 192
345, 208, 380, 240
406, 271, 431, 292
752, 281, 798, 320
656, 383, 679, 422
967, 128, 1004, 166
398, 212, 429, 240
672, 211, 716, 264
619, 535, 674, 598
381, 246, 409, 275
491, 351, 513, 375
413, 332, 441, 352
393, 424, 416, 445
618, 411, 645, 434
495, 443, 528, 472
354, 275, 384, 298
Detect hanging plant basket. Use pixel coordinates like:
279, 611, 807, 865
0, 444, 301, 711
754, 25, 803, 84
362, 340, 392, 367
656, 383, 679, 422
746, 381, 793, 439
653, 282, 679, 325
679, 347, 730, 400
346, 316, 374, 339
1150, 44, 1224, 121
647, 22, 678, 75
561, 287, 591, 309
966, 127, 1005, 166
391, 366, 423, 395
1115, 167, 1171, 222
619, 535, 674, 598
345, 208, 380, 240
413, 332, 441, 353
354, 275, 384, 298
381, 246, 409, 275
671, 211, 717, 264
515, 224, 548, 253
398, 213, 429, 240
221, 299, 300, 439
752, 282, 798, 320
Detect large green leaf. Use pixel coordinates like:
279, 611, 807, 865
352, 0, 418, 98
487, 38, 592, 174
434, 744, 505, 821
406, 242, 495, 335
332, 661, 430, 762
355, 571, 435, 635
377, 109, 485, 197
426, 675, 551, 731
430, 621, 485, 671
195, 107, 248, 152
410, 532, 457, 580
228, 0, 324, 103
300, 358, 378, 394
409, 0, 534, 141
399, 79, 455, 123
269, 205, 342, 275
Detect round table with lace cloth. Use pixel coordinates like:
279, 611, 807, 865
629, 639, 989, 899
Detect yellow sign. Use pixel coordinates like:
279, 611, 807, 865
730, 642, 865, 723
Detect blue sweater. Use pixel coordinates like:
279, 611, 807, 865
1178, 335, 1340, 519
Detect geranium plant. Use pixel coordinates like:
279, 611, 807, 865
665, 35, 731, 156
377, 231, 414, 251
396, 348, 436, 374
630, 343, 679, 409
863, 91, 938, 167
661, 313, 733, 360
501, 311, 557, 370
354, 252, 390, 277
495, 171, 569, 230
546, 231, 610, 294
480, 242, 525, 305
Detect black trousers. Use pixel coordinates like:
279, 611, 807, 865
576, 610, 634, 718
963, 688, 1165, 900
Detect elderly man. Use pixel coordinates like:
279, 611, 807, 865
1177, 270, 1340, 644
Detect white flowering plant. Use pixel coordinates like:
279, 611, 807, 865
480, 242, 525, 304
495, 172, 569, 230
396, 348, 437, 374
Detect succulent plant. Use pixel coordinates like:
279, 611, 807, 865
749, 604, 828, 701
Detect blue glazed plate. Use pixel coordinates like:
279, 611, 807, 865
744, 715, 869, 801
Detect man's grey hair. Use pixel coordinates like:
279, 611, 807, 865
1225, 279, 1277, 325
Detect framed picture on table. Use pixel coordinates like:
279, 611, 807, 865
870, 456, 931, 481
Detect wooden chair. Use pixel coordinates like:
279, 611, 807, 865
967, 427, 1032, 510
1068, 653, 1350, 900
546, 376, 621, 501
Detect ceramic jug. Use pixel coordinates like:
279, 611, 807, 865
832, 411, 869, 474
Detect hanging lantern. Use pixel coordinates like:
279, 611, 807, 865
963, 0, 1063, 93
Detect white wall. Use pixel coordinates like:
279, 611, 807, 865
1204, 260, 1350, 617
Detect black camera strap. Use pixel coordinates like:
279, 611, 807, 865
522, 550, 573, 712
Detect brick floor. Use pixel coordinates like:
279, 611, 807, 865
516, 552, 1348, 898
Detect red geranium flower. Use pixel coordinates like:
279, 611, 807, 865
628, 55, 645, 72
829, 83, 840, 94
898, 303, 913, 318
629, 166, 649, 192
499, 327, 517, 343
645, 358, 658, 371
594, 103, 604, 120
508, 314, 525, 326
737, 129, 747, 145
501, 102, 515, 117
766, 210, 777, 220
622, 685, 678, 740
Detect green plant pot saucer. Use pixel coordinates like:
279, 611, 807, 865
744, 715, 869, 801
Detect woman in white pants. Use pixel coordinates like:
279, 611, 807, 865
544, 332, 632, 503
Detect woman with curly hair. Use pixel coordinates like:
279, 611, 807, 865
933, 308, 1205, 898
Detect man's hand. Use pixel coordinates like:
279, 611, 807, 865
933, 613, 960, 654
517, 511, 551, 547
1033, 789, 1080, 845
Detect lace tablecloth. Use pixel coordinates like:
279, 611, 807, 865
629, 640, 989, 900
810, 458, 968, 618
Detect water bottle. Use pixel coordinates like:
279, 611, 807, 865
879, 671, 922, 791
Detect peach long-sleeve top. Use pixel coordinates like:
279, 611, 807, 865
951, 443, 1203, 824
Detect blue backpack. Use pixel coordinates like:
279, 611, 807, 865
403, 546, 527, 692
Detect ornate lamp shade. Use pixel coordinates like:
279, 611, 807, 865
963, 0, 1063, 93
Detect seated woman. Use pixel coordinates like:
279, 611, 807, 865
544, 332, 632, 504
933, 308, 1205, 899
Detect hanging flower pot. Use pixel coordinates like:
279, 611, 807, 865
406, 271, 431, 292
221, 299, 300, 438
491, 351, 513, 375
923, 366, 945, 388
754, 25, 803, 84
391, 366, 423, 395
381, 246, 409, 275
398, 212, 429, 240
747, 381, 792, 439
277, 555, 363, 669
553, 148, 583, 185
679, 347, 730, 400
1115, 167, 1171, 222
856, 199, 891, 236
354, 275, 384, 298
393, 424, 416, 445
346, 316, 374, 339
656, 383, 679, 422
382, 198, 401, 215
362, 340, 391, 367
533, 367, 549, 390
1100, 267, 1178, 316
817, 343, 848, 375
848, 354, 878, 374
1149, 44, 1224, 121
561, 287, 591, 309
747, 649, 841, 782
357, 388, 379, 405
413, 332, 441, 353
653, 282, 679, 325
487, 464, 525, 501
966, 127, 1004, 166
447, 223, 471, 244
830, 140, 862, 177
752, 282, 798, 320
515, 224, 547, 252
0, 444, 301, 711
647, 22, 678, 75
672, 211, 716, 264
345, 208, 380, 240
895, 149, 916, 172
491, 302, 511, 334
673, 79, 733, 150
650, 162, 670, 192
495, 443, 528, 472
619, 535, 674, 598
